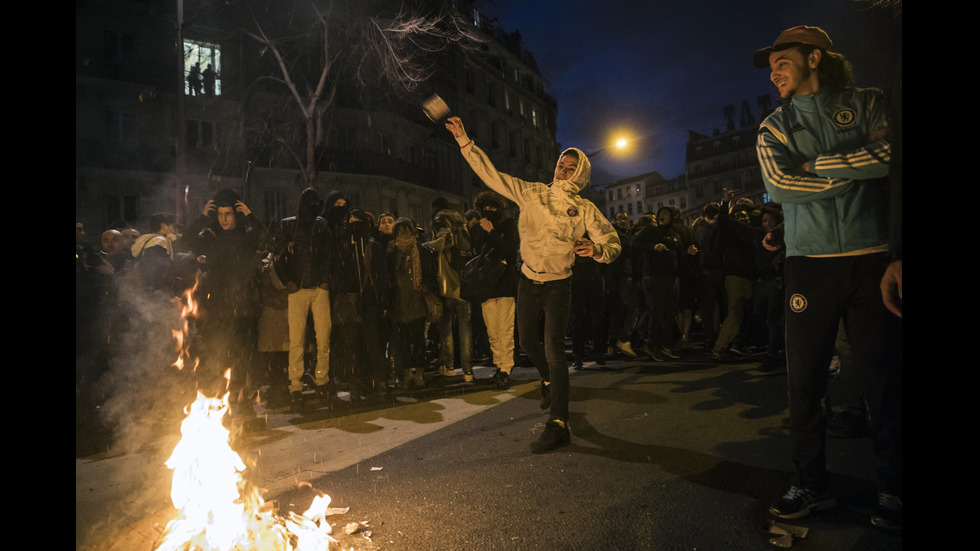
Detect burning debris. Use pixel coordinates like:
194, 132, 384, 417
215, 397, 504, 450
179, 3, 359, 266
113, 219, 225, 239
154, 391, 348, 551
153, 278, 353, 551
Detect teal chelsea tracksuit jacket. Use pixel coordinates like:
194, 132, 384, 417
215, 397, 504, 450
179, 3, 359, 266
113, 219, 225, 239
756, 87, 891, 258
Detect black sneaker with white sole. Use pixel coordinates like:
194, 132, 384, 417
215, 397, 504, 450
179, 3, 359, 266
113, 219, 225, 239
768, 485, 837, 519
870, 492, 902, 530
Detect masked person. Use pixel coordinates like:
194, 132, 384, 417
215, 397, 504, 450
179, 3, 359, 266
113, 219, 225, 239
469, 191, 520, 388
328, 207, 390, 404
385, 218, 438, 389
273, 188, 332, 410
445, 116, 621, 453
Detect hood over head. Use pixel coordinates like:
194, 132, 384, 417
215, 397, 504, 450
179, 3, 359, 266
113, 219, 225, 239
212, 188, 244, 228
554, 147, 591, 193
345, 207, 372, 239
324, 190, 350, 227
297, 188, 323, 222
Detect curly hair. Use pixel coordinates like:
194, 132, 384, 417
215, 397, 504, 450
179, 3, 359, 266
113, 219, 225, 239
797, 44, 854, 92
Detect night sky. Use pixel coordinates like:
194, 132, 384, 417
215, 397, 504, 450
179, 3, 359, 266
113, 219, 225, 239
478, 0, 902, 185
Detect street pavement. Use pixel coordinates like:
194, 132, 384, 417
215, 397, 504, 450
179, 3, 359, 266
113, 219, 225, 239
76, 347, 902, 551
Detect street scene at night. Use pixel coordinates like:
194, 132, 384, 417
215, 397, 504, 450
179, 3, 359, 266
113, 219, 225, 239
77, 0, 902, 549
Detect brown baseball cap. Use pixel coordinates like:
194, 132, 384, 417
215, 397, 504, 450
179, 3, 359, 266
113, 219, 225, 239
753, 25, 833, 68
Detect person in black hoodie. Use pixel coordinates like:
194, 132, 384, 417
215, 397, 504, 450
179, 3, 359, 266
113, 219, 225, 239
386, 217, 438, 389
711, 189, 761, 360
329, 207, 390, 403
184, 188, 270, 415
273, 188, 333, 409
469, 191, 520, 387
694, 202, 726, 350
633, 206, 682, 362
605, 212, 639, 358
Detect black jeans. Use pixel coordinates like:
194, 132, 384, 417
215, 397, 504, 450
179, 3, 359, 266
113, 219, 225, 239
641, 275, 678, 350
783, 253, 902, 495
517, 275, 572, 423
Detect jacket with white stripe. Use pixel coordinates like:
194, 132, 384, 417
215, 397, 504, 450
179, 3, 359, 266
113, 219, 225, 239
756, 87, 891, 258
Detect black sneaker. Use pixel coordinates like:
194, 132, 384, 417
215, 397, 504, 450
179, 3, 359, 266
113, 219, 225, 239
769, 486, 837, 519
870, 492, 902, 530
539, 381, 551, 410
494, 370, 511, 390
315, 384, 336, 409
530, 420, 570, 453
756, 355, 786, 374
290, 391, 308, 413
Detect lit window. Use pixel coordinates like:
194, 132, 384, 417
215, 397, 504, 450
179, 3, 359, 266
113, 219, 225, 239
184, 39, 221, 96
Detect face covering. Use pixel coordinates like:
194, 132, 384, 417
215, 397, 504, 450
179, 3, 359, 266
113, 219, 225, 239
394, 233, 416, 251
326, 203, 349, 226
482, 208, 502, 224
348, 220, 369, 239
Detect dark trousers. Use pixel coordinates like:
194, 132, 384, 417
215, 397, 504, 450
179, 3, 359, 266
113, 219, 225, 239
391, 317, 427, 372
754, 276, 785, 358
641, 275, 678, 350
570, 265, 606, 358
199, 316, 258, 401
517, 275, 572, 423
783, 253, 902, 495
606, 276, 638, 346
698, 268, 726, 344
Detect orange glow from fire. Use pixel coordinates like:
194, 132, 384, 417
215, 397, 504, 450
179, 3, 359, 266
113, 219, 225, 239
155, 276, 343, 550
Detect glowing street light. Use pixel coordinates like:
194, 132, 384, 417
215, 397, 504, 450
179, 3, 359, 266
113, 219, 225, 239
584, 131, 646, 158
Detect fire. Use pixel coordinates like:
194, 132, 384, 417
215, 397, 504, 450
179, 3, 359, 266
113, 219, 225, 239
154, 392, 337, 551
172, 278, 201, 372
156, 276, 346, 551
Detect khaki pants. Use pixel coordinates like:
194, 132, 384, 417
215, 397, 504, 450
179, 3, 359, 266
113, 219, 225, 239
482, 296, 516, 373
287, 287, 331, 392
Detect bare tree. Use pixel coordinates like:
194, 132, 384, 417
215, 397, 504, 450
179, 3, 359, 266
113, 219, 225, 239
237, 0, 482, 186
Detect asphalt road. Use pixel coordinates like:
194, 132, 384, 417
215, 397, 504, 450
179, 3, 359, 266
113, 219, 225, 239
76, 351, 902, 551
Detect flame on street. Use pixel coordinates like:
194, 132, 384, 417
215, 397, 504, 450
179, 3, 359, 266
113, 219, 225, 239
155, 279, 344, 551
154, 392, 337, 551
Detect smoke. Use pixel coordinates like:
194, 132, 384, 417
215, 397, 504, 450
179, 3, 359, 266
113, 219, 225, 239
88, 270, 199, 456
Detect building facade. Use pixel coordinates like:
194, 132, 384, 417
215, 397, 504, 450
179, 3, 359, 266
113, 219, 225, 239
596, 95, 776, 227
76, 0, 558, 236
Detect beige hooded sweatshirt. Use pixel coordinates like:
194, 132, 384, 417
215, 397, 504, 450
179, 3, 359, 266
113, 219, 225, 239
455, 132, 621, 282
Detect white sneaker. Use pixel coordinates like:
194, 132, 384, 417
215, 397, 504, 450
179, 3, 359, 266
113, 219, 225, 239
616, 340, 637, 358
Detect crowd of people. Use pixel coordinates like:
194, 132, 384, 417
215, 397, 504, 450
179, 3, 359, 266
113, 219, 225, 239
75, 21, 901, 531
74, 183, 785, 429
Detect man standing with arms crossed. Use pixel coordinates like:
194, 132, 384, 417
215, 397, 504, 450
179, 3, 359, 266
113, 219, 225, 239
445, 116, 621, 453
753, 26, 901, 529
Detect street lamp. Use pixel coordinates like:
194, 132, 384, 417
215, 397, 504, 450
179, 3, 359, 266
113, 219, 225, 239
584, 133, 645, 158
580, 133, 649, 202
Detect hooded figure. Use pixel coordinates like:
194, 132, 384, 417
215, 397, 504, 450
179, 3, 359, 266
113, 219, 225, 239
323, 190, 350, 233
274, 188, 330, 291
456, 140, 619, 281
181, 189, 270, 405
445, 116, 621, 454
273, 188, 333, 407
329, 207, 390, 400
184, 188, 270, 320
